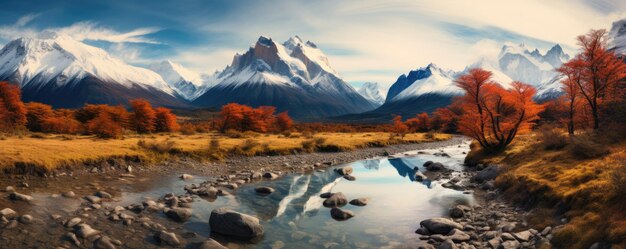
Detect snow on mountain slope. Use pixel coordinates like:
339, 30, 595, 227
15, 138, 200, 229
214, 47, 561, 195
389, 64, 459, 102
357, 82, 385, 106
610, 18, 626, 55
193, 36, 375, 118
0, 32, 174, 95
148, 60, 207, 100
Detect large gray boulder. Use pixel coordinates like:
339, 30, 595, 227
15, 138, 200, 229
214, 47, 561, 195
330, 207, 354, 221
419, 218, 463, 234
322, 192, 348, 207
472, 165, 500, 183
209, 208, 264, 239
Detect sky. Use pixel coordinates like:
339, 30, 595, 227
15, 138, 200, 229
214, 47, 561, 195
0, 0, 625, 93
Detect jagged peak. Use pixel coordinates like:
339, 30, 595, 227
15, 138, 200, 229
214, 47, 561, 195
256, 36, 275, 47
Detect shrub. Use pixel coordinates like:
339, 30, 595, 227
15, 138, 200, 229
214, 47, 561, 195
137, 139, 177, 153
179, 123, 197, 135
610, 154, 626, 207
240, 139, 259, 151
537, 125, 568, 150
301, 139, 316, 152
424, 131, 435, 140
569, 134, 609, 159
225, 129, 244, 138
302, 131, 314, 138
87, 113, 123, 139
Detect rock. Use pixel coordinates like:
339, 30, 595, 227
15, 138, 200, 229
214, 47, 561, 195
415, 171, 427, 182
66, 232, 81, 246
419, 218, 463, 235
343, 175, 356, 181
154, 230, 180, 246
323, 192, 348, 207
415, 227, 430, 235
426, 162, 445, 171
512, 230, 532, 242
472, 165, 500, 183
450, 207, 465, 218
423, 161, 433, 167
447, 229, 470, 242
500, 240, 520, 249
488, 237, 501, 249
65, 217, 82, 227
94, 236, 116, 249
320, 192, 333, 198
0, 208, 17, 219
437, 239, 458, 249
62, 191, 76, 198
4, 186, 15, 192
165, 208, 192, 222
209, 208, 264, 239
500, 222, 516, 232
251, 172, 262, 179
197, 238, 228, 249
9, 192, 33, 202
349, 198, 368, 206
181, 174, 193, 180
75, 224, 100, 238
481, 181, 495, 190
541, 226, 552, 236
18, 214, 33, 224
263, 172, 278, 179
335, 166, 353, 176
96, 191, 112, 199
501, 233, 515, 241
254, 186, 275, 194
330, 207, 354, 221
85, 195, 102, 204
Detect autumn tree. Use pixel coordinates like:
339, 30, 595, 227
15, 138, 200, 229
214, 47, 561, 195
130, 99, 156, 133
87, 112, 123, 138
276, 112, 293, 132
0, 82, 27, 131
432, 99, 463, 133
560, 29, 626, 130
405, 113, 430, 132
218, 103, 249, 132
391, 115, 408, 138
25, 102, 54, 132
455, 69, 543, 151
154, 107, 180, 132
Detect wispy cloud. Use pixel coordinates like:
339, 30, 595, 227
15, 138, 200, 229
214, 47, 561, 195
15, 13, 40, 27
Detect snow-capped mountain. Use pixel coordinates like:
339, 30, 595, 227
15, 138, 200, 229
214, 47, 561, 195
610, 18, 626, 55
148, 60, 207, 100
385, 63, 459, 103
0, 32, 187, 108
357, 82, 385, 106
193, 36, 376, 118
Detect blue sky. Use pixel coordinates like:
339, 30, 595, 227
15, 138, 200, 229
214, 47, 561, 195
0, 0, 625, 92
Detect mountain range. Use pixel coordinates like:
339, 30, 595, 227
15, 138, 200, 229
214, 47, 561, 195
1, 18, 624, 122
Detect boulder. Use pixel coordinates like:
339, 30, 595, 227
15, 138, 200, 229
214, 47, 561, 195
437, 239, 458, 249
180, 174, 193, 180
323, 192, 348, 207
319, 192, 333, 198
197, 238, 228, 249
472, 165, 500, 183
254, 186, 275, 195
446, 229, 470, 242
0, 208, 17, 219
94, 236, 116, 249
330, 207, 354, 221
419, 218, 463, 234
335, 166, 353, 176
9, 192, 33, 202
423, 161, 434, 167
343, 175, 356, 181
166, 208, 192, 222
426, 162, 445, 171
18, 214, 33, 224
96, 191, 112, 199
209, 208, 264, 239
512, 230, 533, 242
349, 198, 368, 206
84, 195, 102, 204
75, 224, 100, 238
263, 172, 278, 179
62, 191, 76, 198
65, 217, 82, 228
500, 240, 520, 249
415, 171, 427, 182
154, 230, 180, 246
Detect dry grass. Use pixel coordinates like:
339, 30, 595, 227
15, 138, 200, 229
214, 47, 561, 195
0, 132, 450, 172
474, 132, 626, 248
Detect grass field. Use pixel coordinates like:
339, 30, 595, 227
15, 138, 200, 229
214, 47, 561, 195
472, 133, 626, 248
0, 132, 450, 172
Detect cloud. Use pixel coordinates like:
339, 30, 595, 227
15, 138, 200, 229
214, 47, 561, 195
56, 22, 162, 44
15, 13, 40, 27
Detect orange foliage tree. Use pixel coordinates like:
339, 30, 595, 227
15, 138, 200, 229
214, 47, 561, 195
405, 112, 430, 132
218, 103, 292, 132
154, 107, 180, 132
455, 69, 543, 151
87, 112, 123, 138
559, 29, 626, 130
276, 112, 293, 132
0, 82, 27, 131
25, 102, 54, 132
130, 99, 156, 133
391, 115, 408, 138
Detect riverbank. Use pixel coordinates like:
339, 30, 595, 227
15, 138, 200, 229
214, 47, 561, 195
457, 133, 626, 249
0, 132, 450, 175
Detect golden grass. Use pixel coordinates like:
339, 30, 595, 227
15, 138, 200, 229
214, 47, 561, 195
0, 132, 450, 171
473, 133, 626, 248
